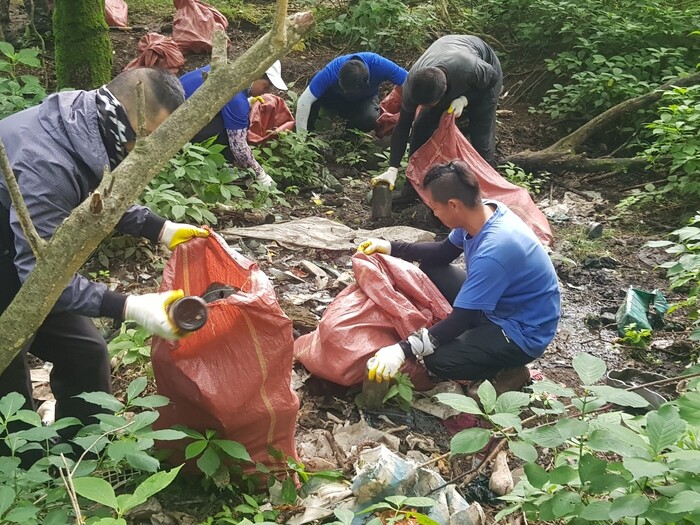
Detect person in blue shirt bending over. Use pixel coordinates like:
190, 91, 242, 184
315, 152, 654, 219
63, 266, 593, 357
295, 52, 407, 133
358, 160, 561, 397
180, 61, 288, 189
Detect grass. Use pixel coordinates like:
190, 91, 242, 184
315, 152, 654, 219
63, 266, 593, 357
126, 0, 274, 27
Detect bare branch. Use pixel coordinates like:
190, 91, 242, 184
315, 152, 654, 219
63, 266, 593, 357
210, 29, 228, 71
0, 138, 46, 258
136, 80, 146, 138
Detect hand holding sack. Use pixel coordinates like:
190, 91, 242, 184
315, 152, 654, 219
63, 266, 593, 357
357, 238, 391, 255
367, 343, 405, 383
160, 221, 209, 251
447, 96, 468, 118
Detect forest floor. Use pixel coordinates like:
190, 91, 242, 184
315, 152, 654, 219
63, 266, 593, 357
9, 2, 697, 522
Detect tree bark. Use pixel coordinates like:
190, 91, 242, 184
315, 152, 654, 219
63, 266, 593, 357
506, 70, 700, 173
0, 12, 315, 374
54, 0, 112, 89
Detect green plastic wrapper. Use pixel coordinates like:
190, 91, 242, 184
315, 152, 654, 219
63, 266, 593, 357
615, 287, 669, 336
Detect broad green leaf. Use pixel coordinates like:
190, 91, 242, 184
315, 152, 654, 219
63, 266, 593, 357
75, 392, 124, 412
18, 425, 58, 442
450, 427, 491, 455
72, 477, 118, 510
520, 426, 565, 448
43, 508, 71, 525
678, 391, 700, 426
333, 509, 354, 525
0, 457, 20, 476
572, 396, 608, 414
185, 440, 208, 460
107, 439, 139, 462
623, 457, 668, 480
0, 42, 14, 58
50, 417, 82, 431
572, 353, 606, 385
586, 386, 649, 408
125, 450, 160, 472
555, 418, 589, 440
91, 519, 126, 525
578, 454, 608, 483
130, 395, 170, 408
494, 391, 530, 414
665, 490, 700, 514
358, 502, 394, 514
402, 497, 436, 508
549, 465, 578, 485
0, 392, 26, 419
281, 476, 297, 504
130, 411, 159, 431
0, 486, 15, 516
213, 439, 252, 462
509, 440, 537, 463
524, 462, 549, 488
609, 494, 649, 521
647, 405, 686, 454
551, 490, 582, 518
580, 500, 612, 521
126, 377, 148, 402
434, 393, 483, 415
586, 473, 630, 494
10, 409, 41, 426
588, 427, 651, 459
123, 465, 182, 513
490, 412, 522, 431
478, 381, 497, 413
529, 380, 575, 398
4, 504, 38, 522
138, 429, 187, 441
197, 445, 220, 477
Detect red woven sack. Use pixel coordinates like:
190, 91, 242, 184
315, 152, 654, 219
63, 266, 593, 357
294, 252, 453, 391
172, 0, 230, 55
152, 234, 299, 469
375, 86, 403, 139
248, 94, 296, 145
106, 0, 128, 27
123, 33, 186, 74
406, 113, 554, 246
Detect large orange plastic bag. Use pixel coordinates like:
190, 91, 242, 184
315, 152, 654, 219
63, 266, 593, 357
406, 113, 554, 246
152, 233, 299, 469
248, 94, 296, 145
294, 252, 452, 391
172, 0, 230, 55
123, 33, 186, 74
106, 0, 128, 27
375, 86, 403, 139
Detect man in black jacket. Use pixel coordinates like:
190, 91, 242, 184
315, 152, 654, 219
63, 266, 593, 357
371, 35, 502, 193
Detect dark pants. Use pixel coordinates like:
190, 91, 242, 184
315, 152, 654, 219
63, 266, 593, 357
0, 206, 112, 435
308, 90, 380, 133
419, 263, 534, 380
409, 69, 503, 167
191, 113, 236, 166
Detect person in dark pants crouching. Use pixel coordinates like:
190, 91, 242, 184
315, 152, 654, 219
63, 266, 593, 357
359, 160, 560, 395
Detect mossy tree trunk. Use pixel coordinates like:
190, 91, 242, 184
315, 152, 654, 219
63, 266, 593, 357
53, 0, 112, 90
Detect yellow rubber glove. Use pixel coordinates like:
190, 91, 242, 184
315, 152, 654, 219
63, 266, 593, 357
160, 221, 209, 250
124, 289, 185, 340
447, 96, 468, 118
370, 167, 398, 191
367, 343, 405, 383
357, 238, 392, 255
248, 95, 265, 105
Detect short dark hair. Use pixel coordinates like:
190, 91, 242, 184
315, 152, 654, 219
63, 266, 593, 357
107, 67, 185, 122
423, 160, 481, 207
338, 59, 369, 94
409, 67, 447, 105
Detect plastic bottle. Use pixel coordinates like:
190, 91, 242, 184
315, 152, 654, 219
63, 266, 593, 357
371, 181, 392, 219
361, 377, 390, 409
168, 296, 209, 333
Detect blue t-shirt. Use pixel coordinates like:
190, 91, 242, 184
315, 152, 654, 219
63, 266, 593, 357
448, 201, 561, 357
309, 52, 408, 101
180, 65, 249, 131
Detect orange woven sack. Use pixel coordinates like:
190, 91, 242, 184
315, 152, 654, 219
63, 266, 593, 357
248, 94, 296, 145
294, 252, 452, 391
406, 113, 554, 246
375, 86, 403, 139
123, 33, 186, 74
152, 234, 299, 469
106, 0, 128, 27
172, 0, 230, 55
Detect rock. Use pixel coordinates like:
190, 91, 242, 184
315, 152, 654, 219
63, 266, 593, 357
127, 497, 162, 521
488, 451, 514, 496
587, 221, 604, 239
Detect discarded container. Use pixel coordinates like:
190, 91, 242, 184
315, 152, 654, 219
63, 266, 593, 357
615, 287, 669, 336
606, 368, 669, 409
168, 296, 208, 333
360, 377, 390, 409
371, 181, 392, 219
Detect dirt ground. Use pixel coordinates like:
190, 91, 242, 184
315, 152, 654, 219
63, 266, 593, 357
12, 5, 697, 520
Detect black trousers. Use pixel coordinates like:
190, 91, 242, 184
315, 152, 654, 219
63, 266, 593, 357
419, 263, 534, 380
308, 90, 380, 133
0, 206, 112, 431
191, 112, 237, 166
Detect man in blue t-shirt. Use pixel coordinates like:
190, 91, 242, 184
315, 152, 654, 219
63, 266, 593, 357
180, 61, 288, 188
358, 160, 560, 395
295, 52, 407, 133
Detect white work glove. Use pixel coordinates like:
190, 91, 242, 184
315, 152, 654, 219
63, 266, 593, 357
371, 167, 399, 191
124, 290, 185, 340
254, 171, 275, 188
367, 343, 405, 383
357, 238, 391, 255
248, 95, 265, 106
407, 327, 438, 357
447, 96, 468, 118
160, 221, 209, 251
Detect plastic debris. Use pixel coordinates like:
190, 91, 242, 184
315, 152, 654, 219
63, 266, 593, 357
615, 287, 669, 336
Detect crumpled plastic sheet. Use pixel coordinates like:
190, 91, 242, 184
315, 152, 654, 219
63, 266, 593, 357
220, 216, 435, 251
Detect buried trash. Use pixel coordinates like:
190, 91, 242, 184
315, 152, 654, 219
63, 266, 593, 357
606, 368, 673, 409
616, 287, 669, 336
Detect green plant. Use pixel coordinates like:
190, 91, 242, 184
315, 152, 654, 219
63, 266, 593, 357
178, 427, 253, 485
384, 372, 415, 412
92, 234, 159, 270
647, 213, 700, 341
359, 495, 438, 525
619, 322, 653, 348
253, 131, 328, 188
436, 352, 700, 524
499, 162, 549, 195
201, 496, 278, 525
0, 42, 46, 118
108, 324, 153, 371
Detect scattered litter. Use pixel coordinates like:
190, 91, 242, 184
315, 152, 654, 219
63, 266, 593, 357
297, 429, 341, 471
615, 287, 669, 336
488, 450, 514, 496
300, 260, 330, 290
287, 482, 356, 525
37, 399, 55, 426
414, 381, 465, 419
283, 290, 333, 306
587, 221, 604, 239
268, 267, 306, 283
606, 368, 670, 409
462, 474, 500, 505
333, 419, 400, 456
